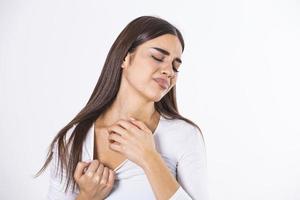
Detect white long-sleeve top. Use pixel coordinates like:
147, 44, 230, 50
47, 115, 209, 200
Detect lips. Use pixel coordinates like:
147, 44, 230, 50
153, 78, 169, 89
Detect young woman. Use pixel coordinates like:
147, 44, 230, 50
35, 15, 209, 200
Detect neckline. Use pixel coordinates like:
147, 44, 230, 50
90, 114, 163, 171
153, 114, 163, 136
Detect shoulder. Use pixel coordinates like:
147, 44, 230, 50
159, 117, 206, 157
160, 117, 203, 141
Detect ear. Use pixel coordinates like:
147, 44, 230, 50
121, 53, 131, 69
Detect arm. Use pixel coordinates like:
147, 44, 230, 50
169, 127, 209, 200
142, 126, 209, 200
142, 151, 181, 200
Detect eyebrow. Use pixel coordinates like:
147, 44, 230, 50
150, 47, 182, 64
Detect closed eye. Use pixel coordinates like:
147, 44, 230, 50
151, 56, 179, 72
151, 55, 163, 62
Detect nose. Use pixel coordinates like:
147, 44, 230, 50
161, 62, 175, 78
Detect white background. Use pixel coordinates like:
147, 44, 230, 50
0, 0, 299, 199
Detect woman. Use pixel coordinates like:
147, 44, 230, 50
35, 15, 209, 200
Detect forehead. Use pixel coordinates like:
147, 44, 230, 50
138, 34, 183, 58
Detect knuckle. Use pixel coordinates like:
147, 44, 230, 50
85, 171, 93, 177
98, 163, 104, 168
99, 180, 106, 185
92, 175, 100, 183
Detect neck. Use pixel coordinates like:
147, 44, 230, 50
95, 80, 160, 132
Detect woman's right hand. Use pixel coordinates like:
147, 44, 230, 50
74, 160, 116, 200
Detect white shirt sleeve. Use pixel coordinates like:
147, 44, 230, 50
47, 127, 79, 200
169, 126, 210, 200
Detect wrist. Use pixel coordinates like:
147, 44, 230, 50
76, 192, 89, 200
76, 192, 101, 200
141, 150, 161, 170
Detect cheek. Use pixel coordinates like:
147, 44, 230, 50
127, 63, 155, 86
133, 60, 156, 78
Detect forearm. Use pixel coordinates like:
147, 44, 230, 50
142, 151, 180, 200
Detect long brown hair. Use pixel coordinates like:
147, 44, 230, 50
34, 15, 205, 193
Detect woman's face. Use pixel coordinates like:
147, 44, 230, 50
121, 34, 183, 102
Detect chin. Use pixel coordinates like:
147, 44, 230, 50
146, 88, 168, 102
138, 82, 171, 102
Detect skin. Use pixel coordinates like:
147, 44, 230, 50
75, 33, 183, 200
75, 160, 115, 200
96, 33, 182, 129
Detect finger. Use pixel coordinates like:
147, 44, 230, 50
99, 167, 109, 186
109, 142, 123, 152
117, 119, 138, 133
82, 160, 93, 173
129, 118, 149, 132
95, 162, 105, 176
107, 125, 127, 137
85, 160, 100, 177
108, 133, 126, 144
92, 174, 101, 184
74, 161, 90, 181
91, 163, 105, 184
106, 169, 115, 188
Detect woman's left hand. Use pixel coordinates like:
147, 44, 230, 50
107, 117, 157, 168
